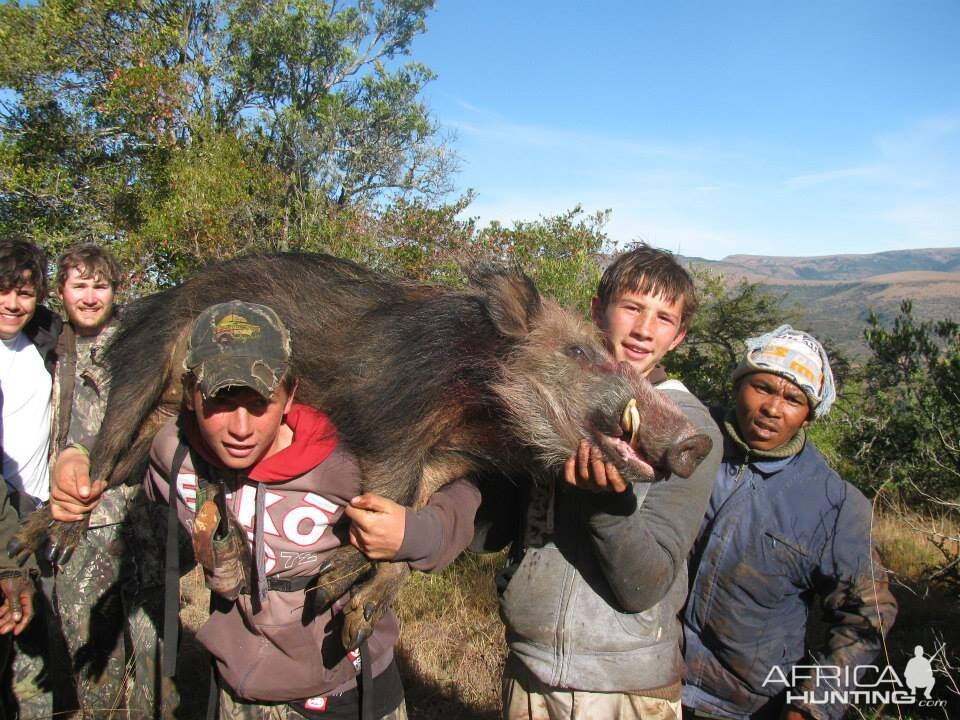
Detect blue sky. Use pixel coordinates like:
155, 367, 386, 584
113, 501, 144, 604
413, 1, 959, 260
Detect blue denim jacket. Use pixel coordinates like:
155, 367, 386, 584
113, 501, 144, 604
682, 413, 897, 720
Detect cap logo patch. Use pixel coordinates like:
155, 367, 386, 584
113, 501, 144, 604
214, 314, 261, 344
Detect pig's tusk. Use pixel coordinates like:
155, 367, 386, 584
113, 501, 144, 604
620, 399, 641, 447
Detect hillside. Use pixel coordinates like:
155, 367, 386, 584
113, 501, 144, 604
680, 247, 960, 358
685, 247, 960, 282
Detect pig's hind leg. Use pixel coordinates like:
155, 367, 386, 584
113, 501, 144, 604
334, 451, 475, 649
7, 506, 88, 566
311, 545, 374, 610
308, 551, 409, 650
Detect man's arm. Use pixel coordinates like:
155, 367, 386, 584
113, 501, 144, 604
578, 391, 722, 613
791, 491, 898, 720
345, 478, 482, 572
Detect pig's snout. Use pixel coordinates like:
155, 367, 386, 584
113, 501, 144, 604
664, 433, 713, 479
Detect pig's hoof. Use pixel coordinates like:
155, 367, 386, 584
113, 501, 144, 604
46, 519, 87, 567
341, 592, 386, 650
9, 506, 55, 565
339, 562, 411, 650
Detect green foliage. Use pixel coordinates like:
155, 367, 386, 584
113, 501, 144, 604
663, 266, 791, 408
1, 0, 605, 299
0, 0, 453, 274
310, 202, 607, 314
833, 300, 960, 501
134, 130, 288, 285
219, 0, 450, 204
471, 206, 608, 312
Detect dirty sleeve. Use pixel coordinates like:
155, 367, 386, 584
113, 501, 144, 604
583, 389, 722, 613
395, 478, 482, 573
791, 489, 898, 720
0, 474, 37, 574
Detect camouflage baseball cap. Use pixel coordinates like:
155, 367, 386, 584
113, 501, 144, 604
185, 301, 291, 399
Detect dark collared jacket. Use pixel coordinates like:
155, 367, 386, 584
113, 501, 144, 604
682, 412, 898, 720
22, 305, 62, 379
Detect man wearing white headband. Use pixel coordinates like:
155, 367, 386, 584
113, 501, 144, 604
682, 325, 897, 720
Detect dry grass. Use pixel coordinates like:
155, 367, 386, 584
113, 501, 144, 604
873, 505, 960, 580
395, 552, 507, 720
173, 566, 214, 717
868, 505, 960, 719
174, 507, 960, 720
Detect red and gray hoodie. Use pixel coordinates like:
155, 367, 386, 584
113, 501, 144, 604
146, 403, 480, 703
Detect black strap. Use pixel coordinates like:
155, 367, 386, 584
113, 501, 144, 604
241, 574, 316, 593
359, 638, 373, 720
206, 664, 219, 720
162, 440, 190, 678
206, 623, 220, 720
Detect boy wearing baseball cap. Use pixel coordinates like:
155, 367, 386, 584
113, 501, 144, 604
62, 300, 480, 719
682, 325, 897, 720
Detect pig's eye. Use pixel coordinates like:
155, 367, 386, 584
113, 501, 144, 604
566, 345, 589, 361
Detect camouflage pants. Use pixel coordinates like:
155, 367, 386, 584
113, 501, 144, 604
7, 574, 76, 720
54, 487, 178, 719
56, 521, 129, 718
218, 688, 408, 720
502, 657, 681, 720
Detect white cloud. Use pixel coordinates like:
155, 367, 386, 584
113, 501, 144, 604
447, 116, 712, 162
785, 165, 885, 188
445, 105, 960, 259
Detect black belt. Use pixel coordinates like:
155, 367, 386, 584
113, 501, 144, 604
247, 574, 317, 593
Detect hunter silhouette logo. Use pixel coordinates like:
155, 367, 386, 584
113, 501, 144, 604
214, 314, 261, 343
904, 645, 936, 701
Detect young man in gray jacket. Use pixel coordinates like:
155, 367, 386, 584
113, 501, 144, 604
477, 245, 722, 720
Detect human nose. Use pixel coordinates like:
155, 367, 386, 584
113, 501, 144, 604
631, 311, 655, 338
228, 409, 253, 438
759, 395, 784, 418
0, 291, 21, 313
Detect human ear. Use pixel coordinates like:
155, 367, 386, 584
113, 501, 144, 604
282, 379, 298, 415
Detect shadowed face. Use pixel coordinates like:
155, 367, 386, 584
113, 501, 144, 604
186, 382, 296, 470
591, 288, 686, 378
58, 266, 115, 336
0, 271, 39, 341
735, 372, 810, 451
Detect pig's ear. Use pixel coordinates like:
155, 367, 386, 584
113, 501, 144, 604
472, 268, 543, 339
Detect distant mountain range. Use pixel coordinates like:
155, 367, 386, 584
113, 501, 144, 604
678, 247, 960, 359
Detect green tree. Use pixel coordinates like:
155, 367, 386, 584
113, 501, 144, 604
471, 207, 609, 312
0, 0, 454, 271
663, 267, 790, 408
312, 203, 608, 313
217, 0, 453, 209
834, 301, 960, 501
824, 301, 960, 588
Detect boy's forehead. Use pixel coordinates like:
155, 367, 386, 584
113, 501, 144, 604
615, 284, 684, 311
66, 263, 106, 281
7, 268, 39, 291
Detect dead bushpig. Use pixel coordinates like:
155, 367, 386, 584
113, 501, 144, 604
14, 253, 712, 647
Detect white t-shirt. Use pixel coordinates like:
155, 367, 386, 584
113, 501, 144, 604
0, 331, 52, 502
